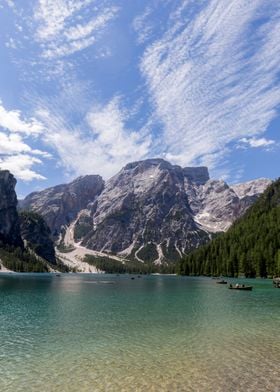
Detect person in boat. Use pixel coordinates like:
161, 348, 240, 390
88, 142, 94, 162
235, 283, 239, 288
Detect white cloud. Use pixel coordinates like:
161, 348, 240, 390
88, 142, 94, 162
35, 97, 151, 178
5, 37, 17, 49
0, 101, 50, 181
4, 0, 15, 9
133, 6, 153, 44
0, 154, 46, 181
0, 132, 31, 155
33, 0, 118, 59
140, 0, 280, 171
0, 101, 43, 135
239, 137, 276, 149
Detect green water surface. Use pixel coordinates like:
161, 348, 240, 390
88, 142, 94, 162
0, 274, 279, 391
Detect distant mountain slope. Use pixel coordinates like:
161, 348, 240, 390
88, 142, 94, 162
19, 175, 104, 236
21, 159, 271, 264
178, 179, 280, 277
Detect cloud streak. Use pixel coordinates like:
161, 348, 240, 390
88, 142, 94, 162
140, 0, 280, 171
0, 101, 49, 181
35, 97, 151, 179
0, 101, 43, 135
33, 0, 119, 59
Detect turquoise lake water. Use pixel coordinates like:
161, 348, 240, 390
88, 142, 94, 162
0, 274, 279, 392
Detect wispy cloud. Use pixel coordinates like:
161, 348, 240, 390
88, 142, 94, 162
33, 0, 119, 59
239, 137, 276, 149
35, 97, 151, 178
133, 6, 153, 45
0, 101, 43, 135
0, 100, 49, 181
0, 154, 46, 181
140, 0, 280, 171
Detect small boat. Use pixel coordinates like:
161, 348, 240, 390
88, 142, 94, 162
273, 278, 280, 288
131, 277, 135, 280
229, 283, 252, 291
216, 280, 227, 284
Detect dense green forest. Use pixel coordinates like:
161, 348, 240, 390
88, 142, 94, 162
0, 246, 49, 272
84, 255, 175, 274
178, 179, 280, 278
0, 245, 69, 273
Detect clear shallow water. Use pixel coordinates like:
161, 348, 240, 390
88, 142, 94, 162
0, 274, 279, 392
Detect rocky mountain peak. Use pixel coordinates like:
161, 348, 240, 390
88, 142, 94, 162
183, 166, 209, 184
231, 178, 272, 199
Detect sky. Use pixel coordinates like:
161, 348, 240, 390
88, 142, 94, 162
0, 0, 280, 197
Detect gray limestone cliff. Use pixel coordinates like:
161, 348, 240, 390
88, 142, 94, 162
20, 175, 104, 236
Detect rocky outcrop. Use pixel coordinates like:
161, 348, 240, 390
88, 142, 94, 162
0, 170, 23, 247
19, 211, 56, 264
183, 166, 209, 184
20, 175, 104, 236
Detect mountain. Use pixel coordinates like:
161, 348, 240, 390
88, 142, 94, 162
0, 170, 23, 248
186, 177, 271, 232
77, 159, 210, 262
20, 175, 104, 236
178, 179, 280, 277
21, 158, 271, 264
0, 170, 58, 272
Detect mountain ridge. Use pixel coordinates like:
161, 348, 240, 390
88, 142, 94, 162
20, 159, 272, 264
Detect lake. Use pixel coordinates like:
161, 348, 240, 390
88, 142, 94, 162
0, 274, 279, 391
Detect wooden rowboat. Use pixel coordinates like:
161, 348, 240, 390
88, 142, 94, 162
229, 284, 252, 291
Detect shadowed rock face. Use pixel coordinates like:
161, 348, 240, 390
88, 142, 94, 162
20, 175, 104, 236
19, 211, 56, 264
0, 170, 23, 247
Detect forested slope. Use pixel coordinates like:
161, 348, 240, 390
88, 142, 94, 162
178, 179, 280, 277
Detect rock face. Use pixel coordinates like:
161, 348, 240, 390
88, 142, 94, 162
20, 175, 104, 236
188, 178, 272, 232
19, 211, 56, 264
21, 159, 271, 263
0, 170, 23, 247
78, 159, 209, 262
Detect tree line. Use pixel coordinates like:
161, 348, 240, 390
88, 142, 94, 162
178, 179, 280, 278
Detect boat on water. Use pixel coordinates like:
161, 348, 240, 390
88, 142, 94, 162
229, 283, 252, 291
273, 278, 280, 288
216, 280, 227, 284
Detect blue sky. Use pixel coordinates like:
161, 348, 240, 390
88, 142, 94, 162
0, 0, 280, 197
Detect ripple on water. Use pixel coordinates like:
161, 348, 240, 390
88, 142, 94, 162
0, 275, 279, 391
